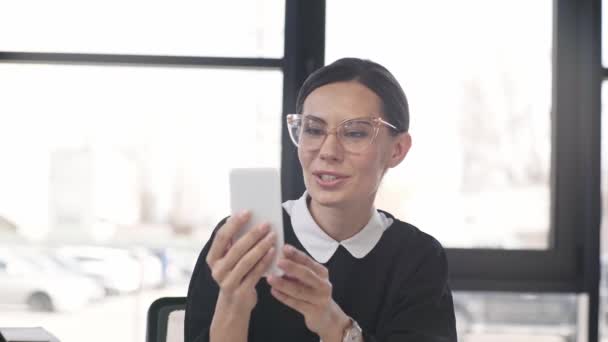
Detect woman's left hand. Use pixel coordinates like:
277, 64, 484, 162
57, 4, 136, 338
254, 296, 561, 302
267, 244, 351, 342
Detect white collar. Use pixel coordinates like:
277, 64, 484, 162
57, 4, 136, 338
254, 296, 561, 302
282, 191, 393, 263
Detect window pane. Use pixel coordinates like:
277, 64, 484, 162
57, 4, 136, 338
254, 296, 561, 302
0, 0, 284, 57
0, 64, 282, 342
454, 291, 580, 342
327, 0, 552, 249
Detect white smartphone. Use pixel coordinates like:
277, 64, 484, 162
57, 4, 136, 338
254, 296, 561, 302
229, 167, 285, 277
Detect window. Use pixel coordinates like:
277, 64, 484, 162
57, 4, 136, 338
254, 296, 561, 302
0, 1, 286, 341
327, 0, 552, 250
320, 0, 601, 340
1, 1, 602, 341
0, 0, 284, 57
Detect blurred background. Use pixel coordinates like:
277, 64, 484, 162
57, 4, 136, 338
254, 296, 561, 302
0, 0, 605, 341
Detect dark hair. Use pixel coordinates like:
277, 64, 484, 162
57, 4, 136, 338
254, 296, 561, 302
295, 58, 409, 133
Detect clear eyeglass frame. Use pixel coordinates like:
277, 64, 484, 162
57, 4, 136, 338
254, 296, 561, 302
286, 113, 399, 153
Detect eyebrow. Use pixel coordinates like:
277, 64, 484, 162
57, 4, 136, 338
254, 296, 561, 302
302, 114, 327, 123
304, 113, 379, 125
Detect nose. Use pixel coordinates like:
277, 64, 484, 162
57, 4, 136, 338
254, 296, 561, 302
318, 132, 343, 162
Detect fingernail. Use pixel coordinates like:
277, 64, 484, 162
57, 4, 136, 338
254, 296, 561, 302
258, 224, 270, 233
239, 210, 250, 219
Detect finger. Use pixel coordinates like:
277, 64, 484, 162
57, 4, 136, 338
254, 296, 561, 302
224, 239, 233, 255
267, 275, 316, 304
241, 247, 275, 288
270, 287, 312, 314
212, 222, 271, 280
222, 231, 277, 289
206, 212, 250, 265
277, 258, 326, 290
283, 244, 328, 278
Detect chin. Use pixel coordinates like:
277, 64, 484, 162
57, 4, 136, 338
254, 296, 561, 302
307, 185, 351, 208
310, 193, 343, 208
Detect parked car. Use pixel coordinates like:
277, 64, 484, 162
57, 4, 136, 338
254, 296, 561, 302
162, 247, 200, 284
54, 246, 142, 294
11, 247, 105, 302
128, 247, 164, 289
0, 250, 103, 312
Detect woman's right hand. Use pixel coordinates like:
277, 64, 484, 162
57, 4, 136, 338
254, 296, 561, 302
206, 211, 277, 313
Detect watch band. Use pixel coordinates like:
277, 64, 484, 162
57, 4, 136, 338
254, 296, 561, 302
342, 317, 363, 342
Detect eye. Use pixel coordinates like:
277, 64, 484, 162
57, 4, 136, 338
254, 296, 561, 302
342, 120, 373, 139
302, 119, 326, 137
343, 130, 369, 138
303, 127, 325, 136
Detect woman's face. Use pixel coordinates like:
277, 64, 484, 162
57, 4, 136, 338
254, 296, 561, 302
299, 81, 411, 210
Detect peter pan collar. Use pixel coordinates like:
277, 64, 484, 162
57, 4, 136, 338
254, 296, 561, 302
282, 191, 393, 263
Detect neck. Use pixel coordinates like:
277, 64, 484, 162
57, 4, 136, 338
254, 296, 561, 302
308, 195, 375, 242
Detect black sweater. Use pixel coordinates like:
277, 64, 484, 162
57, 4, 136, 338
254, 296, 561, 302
185, 209, 457, 342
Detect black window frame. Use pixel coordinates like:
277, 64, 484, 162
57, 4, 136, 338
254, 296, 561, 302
0, 0, 602, 340
280, 0, 602, 341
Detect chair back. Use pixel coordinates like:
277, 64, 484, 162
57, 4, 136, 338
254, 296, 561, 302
146, 297, 187, 342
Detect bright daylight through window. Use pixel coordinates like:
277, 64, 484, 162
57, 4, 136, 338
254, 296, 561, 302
1, 1, 602, 342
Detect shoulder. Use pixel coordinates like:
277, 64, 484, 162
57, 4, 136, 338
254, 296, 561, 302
377, 210, 448, 276
379, 210, 445, 255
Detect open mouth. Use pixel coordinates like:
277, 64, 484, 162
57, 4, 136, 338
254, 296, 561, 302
313, 172, 349, 188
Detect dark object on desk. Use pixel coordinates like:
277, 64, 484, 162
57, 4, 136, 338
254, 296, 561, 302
0, 327, 60, 342
147, 297, 186, 342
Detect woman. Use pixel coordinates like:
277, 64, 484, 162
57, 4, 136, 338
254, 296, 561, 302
185, 58, 457, 342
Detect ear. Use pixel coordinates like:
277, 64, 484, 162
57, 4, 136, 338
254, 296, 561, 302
387, 132, 412, 168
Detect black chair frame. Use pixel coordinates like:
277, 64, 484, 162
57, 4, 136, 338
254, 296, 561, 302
146, 296, 187, 342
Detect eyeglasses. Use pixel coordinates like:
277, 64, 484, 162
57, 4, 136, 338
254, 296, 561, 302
286, 114, 399, 153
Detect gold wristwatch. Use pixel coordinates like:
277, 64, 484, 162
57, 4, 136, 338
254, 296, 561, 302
342, 318, 363, 342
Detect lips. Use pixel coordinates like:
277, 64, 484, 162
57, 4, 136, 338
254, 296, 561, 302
312, 171, 349, 189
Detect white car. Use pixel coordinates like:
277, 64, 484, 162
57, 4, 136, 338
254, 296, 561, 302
164, 247, 200, 284
54, 246, 143, 294
13, 248, 106, 302
128, 247, 164, 289
0, 250, 102, 312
